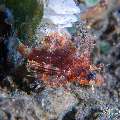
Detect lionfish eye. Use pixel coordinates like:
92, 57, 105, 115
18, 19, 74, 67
87, 72, 96, 80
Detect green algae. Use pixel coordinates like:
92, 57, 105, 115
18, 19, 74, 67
5, 0, 43, 43
85, 0, 100, 7
99, 41, 111, 54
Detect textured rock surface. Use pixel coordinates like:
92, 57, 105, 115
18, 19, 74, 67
0, 88, 78, 120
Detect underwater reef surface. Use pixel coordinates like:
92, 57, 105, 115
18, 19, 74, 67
0, 0, 120, 120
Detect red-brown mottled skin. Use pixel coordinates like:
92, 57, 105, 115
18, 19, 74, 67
23, 32, 104, 87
